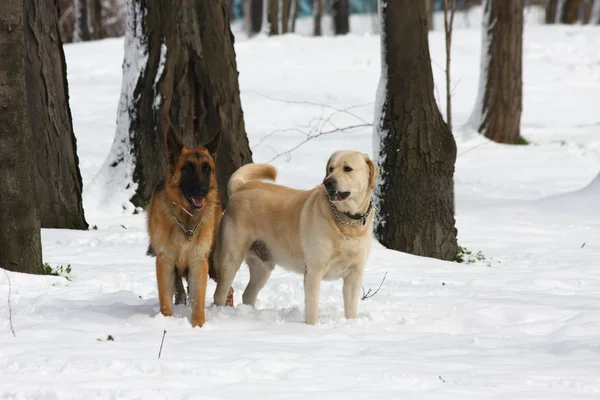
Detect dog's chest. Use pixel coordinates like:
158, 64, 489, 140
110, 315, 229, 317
322, 237, 368, 279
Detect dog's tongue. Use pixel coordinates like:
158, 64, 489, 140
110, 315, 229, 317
192, 196, 204, 208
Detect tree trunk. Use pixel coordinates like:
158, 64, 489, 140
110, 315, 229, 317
74, 0, 91, 41
245, 0, 263, 35
333, 0, 350, 34
592, 0, 600, 24
103, 0, 252, 210
313, 0, 323, 36
0, 0, 43, 274
281, 0, 291, 33
90, 0, 105, 39
291, 0, 300, 32
545, 0, 558, 23
373, 0, 458, 261
24, 0, 88, 230
560, 0, 585, 23
469, 0, 524, 144
267, 0, 279, 35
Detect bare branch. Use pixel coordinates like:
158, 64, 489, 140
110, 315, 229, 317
3, 269, 15, 337
267, 123, 372, 163
361, 272, 388, 300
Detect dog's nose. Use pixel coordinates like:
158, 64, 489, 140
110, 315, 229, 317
323, 177, 336, 191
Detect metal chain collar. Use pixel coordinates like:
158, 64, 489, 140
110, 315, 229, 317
328, 198, 375, 227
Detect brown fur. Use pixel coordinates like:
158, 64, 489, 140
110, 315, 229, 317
146, 131, 233, 328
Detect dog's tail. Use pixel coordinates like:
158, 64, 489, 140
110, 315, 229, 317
228, 163, 277, 197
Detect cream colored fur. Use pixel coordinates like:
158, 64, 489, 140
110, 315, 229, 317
213, 151, 378, 324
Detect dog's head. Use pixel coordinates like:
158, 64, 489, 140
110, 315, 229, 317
165, 128, 221, 210
322, 151, 378, 211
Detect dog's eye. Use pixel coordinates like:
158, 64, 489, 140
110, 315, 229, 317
343, 166, 353, 172
328, 167, 334, 173
181, 163, 193, 173
202, 162, 211, 173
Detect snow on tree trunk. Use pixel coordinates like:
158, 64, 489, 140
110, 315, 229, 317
88, 0, 253, 212
0, 0, 43, 274
373, 0, 458, 261
469, 0, 524, 144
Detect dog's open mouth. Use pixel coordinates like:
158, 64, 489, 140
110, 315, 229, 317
188, 195, 205, 208
327, 191, 350, 201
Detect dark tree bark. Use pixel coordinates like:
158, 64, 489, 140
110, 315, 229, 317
560, 0, 585, 23
333, 0, 350, 35
470, 0, 524, 144
267, 0, 279, 35
373, 0, 458, 261
0, 0, 43, 274
108, 0, 252, 209
282, 0, 291, 33
90, 0, 105, 39
24, 0, 88, 230
245, 0, 263, 35
74, 0, 91, 41
545, 0, 558, 23
313, 0, 323, 36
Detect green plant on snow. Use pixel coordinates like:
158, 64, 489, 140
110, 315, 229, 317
42, 262, 72, 280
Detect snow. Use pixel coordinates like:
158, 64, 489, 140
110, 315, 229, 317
2, 7, 600, 398
152, 42, 167, 111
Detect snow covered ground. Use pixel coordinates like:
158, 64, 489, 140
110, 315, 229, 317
2, 9, 600, 399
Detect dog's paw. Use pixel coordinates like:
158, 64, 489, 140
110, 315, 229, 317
191, 313, 205, 328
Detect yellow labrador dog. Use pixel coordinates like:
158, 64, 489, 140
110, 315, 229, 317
212, 151, 378, 324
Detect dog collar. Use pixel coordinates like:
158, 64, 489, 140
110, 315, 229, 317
171, 200, 202, 241
328, 198, 375, 227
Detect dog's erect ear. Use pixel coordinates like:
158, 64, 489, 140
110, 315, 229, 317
364, 154, 378, 189
166, 127, 184, 166
205, 130, 222, 159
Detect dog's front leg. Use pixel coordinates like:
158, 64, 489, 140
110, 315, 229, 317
188, 257, 209, 328
343, 266, 364, 319
156, 254, 176, 317
304, 265, 325, 325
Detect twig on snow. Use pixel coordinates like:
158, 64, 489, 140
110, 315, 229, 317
3, 269, 15, 337
157, 330, 167, 359
361, 272, 388, 300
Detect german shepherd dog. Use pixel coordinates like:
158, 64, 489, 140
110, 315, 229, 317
146, 129, 233, 328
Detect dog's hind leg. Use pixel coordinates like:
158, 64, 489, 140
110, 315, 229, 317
213, 217, 246, 307
174, 270, 187, 305
242, 242, 274, 307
